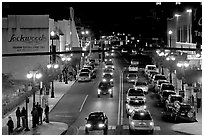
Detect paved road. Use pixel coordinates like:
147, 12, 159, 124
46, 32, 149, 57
48, 51, 188, 135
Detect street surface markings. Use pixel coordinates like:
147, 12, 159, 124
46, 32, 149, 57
122, 125, 160, 130
79, 125, 116, 130
55, 114, 72, 117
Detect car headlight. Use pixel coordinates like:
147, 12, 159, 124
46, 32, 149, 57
102, 79, 106, 82
110, 79, 113, 81
85, 123, 92, 128
112, 66, 114, 68
98, 123, 105, 128
144, 105, 147, 109
129, 108, 134, 113
103, 73, 105, 75
105, 66, 108, 68
111, 53, 114, 56
110, 72, 113, 75
98, 89, 101, 94
108, 89, 112, 92
149, 122, 154, 126
105, 59, 107, 61
131, 121, 135, 126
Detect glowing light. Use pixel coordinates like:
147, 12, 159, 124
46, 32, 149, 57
36, 73, 42, 79
26, 73, 33, 79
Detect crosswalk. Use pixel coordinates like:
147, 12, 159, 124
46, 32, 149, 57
79, 125, 160, 131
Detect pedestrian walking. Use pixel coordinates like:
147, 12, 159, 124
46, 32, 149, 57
44, 104, 49, 123
21, 107, 26, 129
36, 102, 39, 125
196, 90, 202, 112
7, 116, 14, 135
31, 107, 38, 128
15, 107, 21, 128
37, 104, 43, 124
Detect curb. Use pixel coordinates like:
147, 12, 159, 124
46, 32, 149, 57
173, 130, 194, 135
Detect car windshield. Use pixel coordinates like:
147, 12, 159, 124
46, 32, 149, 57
129, 100, 145, 106
180, 104, 192, 111
170, 96, 183, 102
104, 69, 112, 72
99, 82, 111, 87
128, 74, 137, 78
155, 75, 166, 80
81, 69, 90, 73
79, 73, 89, 77
148, 66, 156, 70
88, 113, 104, 120
136, 82, 147, 86
132, 112, 152, 120
162, 84, 175, 91
103, 74, 113, 79
106, 62, 113, 65
130, 65, 137, 67
128, 89, 144, 96
163, 92, 176, 97
158, 81, 168, 85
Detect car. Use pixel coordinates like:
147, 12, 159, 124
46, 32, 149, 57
121, 48, 128, 53
160, 83, 175, 94
85, 112, 108, 134
80, 68, 96, 79
78, 72, 91, 82
149, 71, 160, 81
98, 81, 113, 98
126, 98, 146, 117
152, 74, 167, 87
126, 88, 146, 102
126, 73, 138, 83
105, 61, 114, 70
129, 109, 154, 134
102, 73, 114, 85
154, 80, 169, 93
147, 70, 159, 79
133, 81, 148, 94
159, 90, 176, 104
131, 59, 139, 65
103, 68, 113, 76
145, 65, 157, 75
169, 103, 196, 122
128, 64, 138, 72
165, 94, 183, 111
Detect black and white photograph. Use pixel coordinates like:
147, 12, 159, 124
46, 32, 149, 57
1, 1, 202, 135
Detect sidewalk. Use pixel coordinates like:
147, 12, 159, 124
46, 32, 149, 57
2, 80, 76, 135
171, 107, 202, 135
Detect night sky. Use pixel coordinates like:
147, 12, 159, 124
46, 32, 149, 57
2, 2, 201, 38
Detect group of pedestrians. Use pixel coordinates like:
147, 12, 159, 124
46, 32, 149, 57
7, 103, 50, 135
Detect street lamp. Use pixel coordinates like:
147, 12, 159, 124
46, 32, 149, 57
27, 70, 42, 107
177, 61, 189, 90
47, 64, 59, 98
168, 30, 173, 48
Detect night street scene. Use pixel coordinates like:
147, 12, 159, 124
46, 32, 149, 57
1, 1, 202, 135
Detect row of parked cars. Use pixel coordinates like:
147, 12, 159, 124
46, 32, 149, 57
145, 64, 196, 122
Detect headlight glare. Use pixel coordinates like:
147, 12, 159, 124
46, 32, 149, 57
85, 123, 92, 128
98, 123, 105, 128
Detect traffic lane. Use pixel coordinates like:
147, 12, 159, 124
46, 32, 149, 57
67, 59, 121, 135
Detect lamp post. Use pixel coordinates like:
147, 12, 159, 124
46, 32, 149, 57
26, 70, 42, 108
47, 64, 59, 98
166, 55, 176, 84
62, 55, 72, 84
177, 61, 189, 90
168, 30, 173, 48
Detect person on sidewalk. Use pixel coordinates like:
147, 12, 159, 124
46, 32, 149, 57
21, 107, 27, 129
7, 116, 14, 135
36, 102, 39, 125
44, 104, 49, 123
15, 107, 21, 128
37, 104, 43, 124
31, 107, 38, 128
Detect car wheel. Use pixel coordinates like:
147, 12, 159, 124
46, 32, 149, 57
98, 95, 100, 98
110, 94, 113, 98
150, 129, 154, 134
104, 127, 108, 135
85, 128, 89, 134
127, 113, 129, 118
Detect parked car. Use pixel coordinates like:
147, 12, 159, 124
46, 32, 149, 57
152, 74, 167, 87
105, 61, 114, 70
103, 68, 113, 76
145, 65, 157, 75
133, 81, 148, 94
98, 81, 113, 98
165, 94, 183, 111
160, 83, 175, 94
154, 80, 169, 93
169, 103, 196, 122
131, 59, 139, 65
129, 109, 154, 134
126, 98, 146, 117
102, 73, 114, 86
126, 73, 138, 83
159, 90, 176, 104
85, 111, 108, 134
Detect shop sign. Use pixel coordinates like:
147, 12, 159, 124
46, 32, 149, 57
7, 29, 49, 53
192, 7, 202, 45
